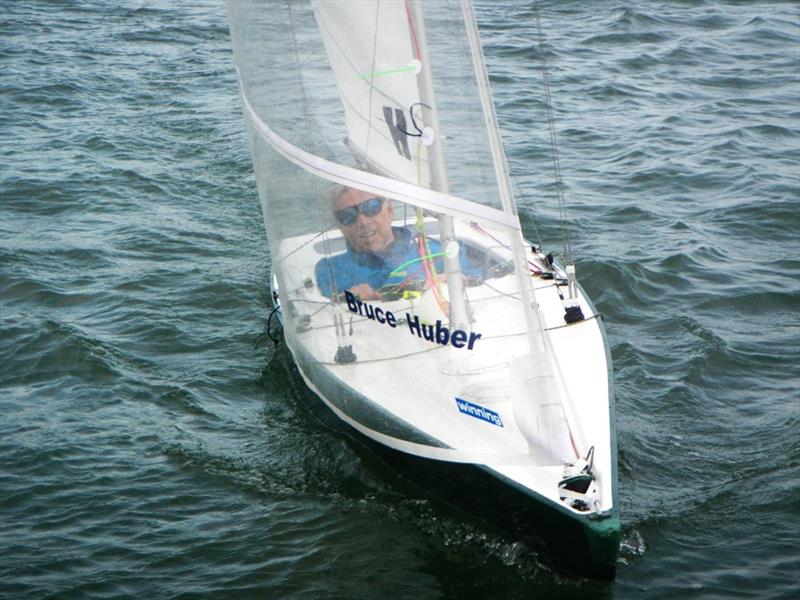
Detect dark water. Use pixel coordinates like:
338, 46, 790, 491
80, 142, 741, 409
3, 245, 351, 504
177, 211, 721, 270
2, 1, 798, 598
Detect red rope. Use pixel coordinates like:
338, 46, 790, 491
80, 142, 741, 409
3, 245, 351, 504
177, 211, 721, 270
404, 1, 423, 60
417, 234, 447, 313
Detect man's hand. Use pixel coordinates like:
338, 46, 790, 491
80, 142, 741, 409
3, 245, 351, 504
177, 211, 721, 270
349, 283, 382, 301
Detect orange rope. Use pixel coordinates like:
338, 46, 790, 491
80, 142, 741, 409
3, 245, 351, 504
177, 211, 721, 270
417, 233, 448, 315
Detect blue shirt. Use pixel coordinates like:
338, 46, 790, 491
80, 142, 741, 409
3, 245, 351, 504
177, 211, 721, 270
315, 227, 481, 298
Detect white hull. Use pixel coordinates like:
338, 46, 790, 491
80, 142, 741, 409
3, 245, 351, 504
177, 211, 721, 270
273, 221, 616, 519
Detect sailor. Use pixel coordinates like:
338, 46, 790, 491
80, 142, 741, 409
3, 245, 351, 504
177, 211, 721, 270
315, 186, 482, 300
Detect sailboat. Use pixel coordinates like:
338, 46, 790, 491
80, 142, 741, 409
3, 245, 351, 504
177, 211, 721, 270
228, 0, 620, 579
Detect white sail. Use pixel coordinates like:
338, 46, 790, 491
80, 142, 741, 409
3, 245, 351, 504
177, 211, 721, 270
313, 0, 433, 187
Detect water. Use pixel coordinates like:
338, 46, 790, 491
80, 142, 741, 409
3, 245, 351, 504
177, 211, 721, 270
1, 1, 798, 598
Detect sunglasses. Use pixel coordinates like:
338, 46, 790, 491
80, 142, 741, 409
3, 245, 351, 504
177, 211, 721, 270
335, 196, 385, 226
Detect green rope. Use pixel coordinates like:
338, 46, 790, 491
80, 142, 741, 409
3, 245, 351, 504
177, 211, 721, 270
389, 251, 447, 278
356, 65, 417, 80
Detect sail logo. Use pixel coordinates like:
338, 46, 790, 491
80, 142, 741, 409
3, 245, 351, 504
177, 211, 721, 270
455, 398, 503, 428
383, 106, 412, 160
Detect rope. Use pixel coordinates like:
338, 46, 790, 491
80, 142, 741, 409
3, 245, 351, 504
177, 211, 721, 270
389, 250, 447, 278
533, 1, 573, 266
266, 305, 282, 346
415, 211, 448, 314
274, 229, 330, 265
510, 170, 544, 250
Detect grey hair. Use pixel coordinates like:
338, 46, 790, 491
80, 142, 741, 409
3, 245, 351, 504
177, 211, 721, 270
328, 183, 349, 205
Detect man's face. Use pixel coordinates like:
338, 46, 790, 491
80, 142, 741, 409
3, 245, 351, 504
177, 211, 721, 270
334, 188, 395, 253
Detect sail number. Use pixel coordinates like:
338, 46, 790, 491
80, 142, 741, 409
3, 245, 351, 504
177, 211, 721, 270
383, 102, 433, 161
383, 106, 412, 160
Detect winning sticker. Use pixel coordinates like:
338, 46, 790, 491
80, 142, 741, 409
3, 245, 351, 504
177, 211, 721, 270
455, 398, 503, 428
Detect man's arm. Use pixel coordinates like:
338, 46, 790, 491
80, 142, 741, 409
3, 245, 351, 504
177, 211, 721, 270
347, 283, 381, 300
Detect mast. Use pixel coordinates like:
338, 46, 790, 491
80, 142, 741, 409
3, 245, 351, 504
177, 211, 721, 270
407, 0, 470, 330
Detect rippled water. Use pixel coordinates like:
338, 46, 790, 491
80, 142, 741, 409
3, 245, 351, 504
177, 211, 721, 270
2, 1, 798, 598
